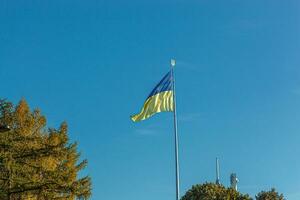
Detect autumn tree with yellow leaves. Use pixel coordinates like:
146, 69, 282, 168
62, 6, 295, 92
0, 99, 91, 200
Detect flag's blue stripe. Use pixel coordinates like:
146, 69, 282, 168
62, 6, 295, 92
147, 71, 172, 98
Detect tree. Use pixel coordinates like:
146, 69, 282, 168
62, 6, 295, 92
0, 99, 91, 200
181, 183, 252, 200
255, 188, 284, 200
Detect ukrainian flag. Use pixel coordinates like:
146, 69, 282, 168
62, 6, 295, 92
131, 71, 174, 122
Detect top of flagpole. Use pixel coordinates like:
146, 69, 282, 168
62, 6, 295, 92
171, 59, 176, 67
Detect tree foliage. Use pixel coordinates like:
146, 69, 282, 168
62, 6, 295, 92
181, 183, 252, 200
255, 188, 284, 200
0, 99, 91, 200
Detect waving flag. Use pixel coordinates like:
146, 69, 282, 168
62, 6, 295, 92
131, 60, 181, 200
131, 71, 174, 122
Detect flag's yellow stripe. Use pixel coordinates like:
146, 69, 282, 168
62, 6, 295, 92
131, 91, 174, 122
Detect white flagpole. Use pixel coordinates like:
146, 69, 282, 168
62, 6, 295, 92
171, 59, 180, 200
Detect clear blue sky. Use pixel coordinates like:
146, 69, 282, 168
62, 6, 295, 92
1, 0, 300, 199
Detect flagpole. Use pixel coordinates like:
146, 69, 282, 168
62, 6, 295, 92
171, 59, 180, 200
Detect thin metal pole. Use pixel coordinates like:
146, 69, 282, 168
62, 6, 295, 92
171, 59, 180, 200
216, 158, 220, 185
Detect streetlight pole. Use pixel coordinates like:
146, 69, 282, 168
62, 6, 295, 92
0, 124, 11, 200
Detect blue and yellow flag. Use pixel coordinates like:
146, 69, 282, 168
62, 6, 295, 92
131, 71, 174, 122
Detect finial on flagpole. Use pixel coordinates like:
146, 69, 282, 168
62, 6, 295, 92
171, 59, 176, 67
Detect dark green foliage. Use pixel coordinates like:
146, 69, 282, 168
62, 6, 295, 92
255, 188, 284, 200
0, 99, 91, 200
181, 183, 252, 200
